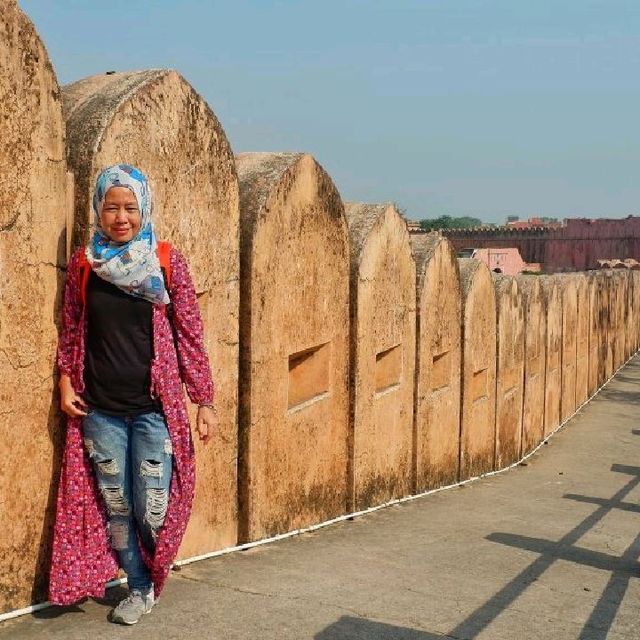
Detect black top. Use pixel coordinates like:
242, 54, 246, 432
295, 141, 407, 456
84, 271, 159, 416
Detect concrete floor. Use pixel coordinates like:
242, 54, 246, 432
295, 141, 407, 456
3, 357, 640, 639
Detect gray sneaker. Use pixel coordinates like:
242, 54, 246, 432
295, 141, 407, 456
110, 588, 155, 625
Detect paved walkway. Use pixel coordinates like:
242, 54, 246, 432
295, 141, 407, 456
3, 358, 640, 639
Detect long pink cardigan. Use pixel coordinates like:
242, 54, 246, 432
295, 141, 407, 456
49, 246, 214, 605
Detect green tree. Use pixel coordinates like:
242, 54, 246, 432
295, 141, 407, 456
419, 215, 483, 231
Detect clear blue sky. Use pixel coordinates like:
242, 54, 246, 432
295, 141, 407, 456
20, 0, 640, 223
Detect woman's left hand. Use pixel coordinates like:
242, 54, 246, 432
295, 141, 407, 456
196, 405, 217, 444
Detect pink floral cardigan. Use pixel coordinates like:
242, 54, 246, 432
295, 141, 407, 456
49, 245, 214, 605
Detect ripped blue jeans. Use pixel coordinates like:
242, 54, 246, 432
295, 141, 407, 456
82, 409, 173, 592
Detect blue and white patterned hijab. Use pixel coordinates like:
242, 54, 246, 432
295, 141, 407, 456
86, 163, 169, 305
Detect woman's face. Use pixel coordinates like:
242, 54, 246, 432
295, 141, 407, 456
99, 186, 142, 243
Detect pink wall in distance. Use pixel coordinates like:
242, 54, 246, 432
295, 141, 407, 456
469, 248, 540, 276
437, 216, 640, 273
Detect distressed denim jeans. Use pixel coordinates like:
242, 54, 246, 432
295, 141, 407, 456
82, 409, 173, 592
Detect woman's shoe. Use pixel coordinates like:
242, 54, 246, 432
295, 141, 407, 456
109, 588, 155, 625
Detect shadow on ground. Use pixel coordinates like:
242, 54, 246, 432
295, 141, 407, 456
315, 456, 640, 640
316, 456, 640, 640
315, 616, 444, 639
29, 585, 128, 622
481, 458, 640, 640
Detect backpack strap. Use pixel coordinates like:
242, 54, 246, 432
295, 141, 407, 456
77, 250, 91, 308
157, 240, 172, 290
78, 241, 173, 307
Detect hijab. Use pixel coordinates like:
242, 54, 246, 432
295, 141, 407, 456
85, 163, 169, 305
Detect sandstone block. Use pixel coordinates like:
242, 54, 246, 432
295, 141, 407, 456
624, 271, 636, 358
540, 278, 562, 436
587, 274, 603, 394
344, 203, 416, 510
458, 259, 497, 479
575, 275, 589, 406
611, 272, 627, 369
602, 272, 615, 379
516, 277, 547, 455
236, 152, 350, 541
493, 275, 524, 468
0, 0, 67, 612
632, 271, 640, 355
410, 234, 461, 490
557, 276, 578, 422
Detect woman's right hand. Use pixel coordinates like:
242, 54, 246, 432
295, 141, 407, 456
59, 374, 88, 417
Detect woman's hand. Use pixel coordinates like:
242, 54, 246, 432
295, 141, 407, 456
59, 374, 88, 417
195, 405, 217, 445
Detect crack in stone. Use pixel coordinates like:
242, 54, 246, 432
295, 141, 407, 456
0, 211, 20, 232
0, 348, 32, 371
23, 260, 63, 269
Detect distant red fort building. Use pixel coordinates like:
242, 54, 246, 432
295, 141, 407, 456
457, 247, 541, 275
411, 216, 640, 273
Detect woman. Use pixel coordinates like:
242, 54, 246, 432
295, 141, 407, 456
49, 163, 217, 625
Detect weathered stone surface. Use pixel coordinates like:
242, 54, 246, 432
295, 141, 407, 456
0, 0, 68, 612
344, 203, 416, 510
626, 271, 637, 357
63, 70, 240, 557
602, 272, 615, 379
595, 272, 610, 387
493, 275, 524, 468
540, 277, 562, 436
410, 234, 461, 490
613, 269, 629, 369
236, 152, 350, 541
587, 274, 603, 395
557, 276, 578, 423
458, 259, 497, 479
631, 271, 640, 356
611, 271, 627, 369
516, 276, 546, 455
575, 275, 589, 407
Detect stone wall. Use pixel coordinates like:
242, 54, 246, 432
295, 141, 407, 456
458, 259, 497, 479
517, 277, 546, 455
541, 277, 562, 436
575, 275, 590, 406
559, 276, 578, 422
411, 235, 461, 490
493, 275, 524, 468
236, 153, 350, 542
587, 274, 603, 395
2, 1, 639, 614
344, 203, 416, 510
0, 0, 68, 610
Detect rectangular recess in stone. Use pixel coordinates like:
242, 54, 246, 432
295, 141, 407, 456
471, 367, 489, 402
374, 343, 403, 395
501, 368, 520, 395
431, 349, 451, 391
287, 342, 331, 411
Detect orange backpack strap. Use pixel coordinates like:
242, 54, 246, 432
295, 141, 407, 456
157, 240, 172, 290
